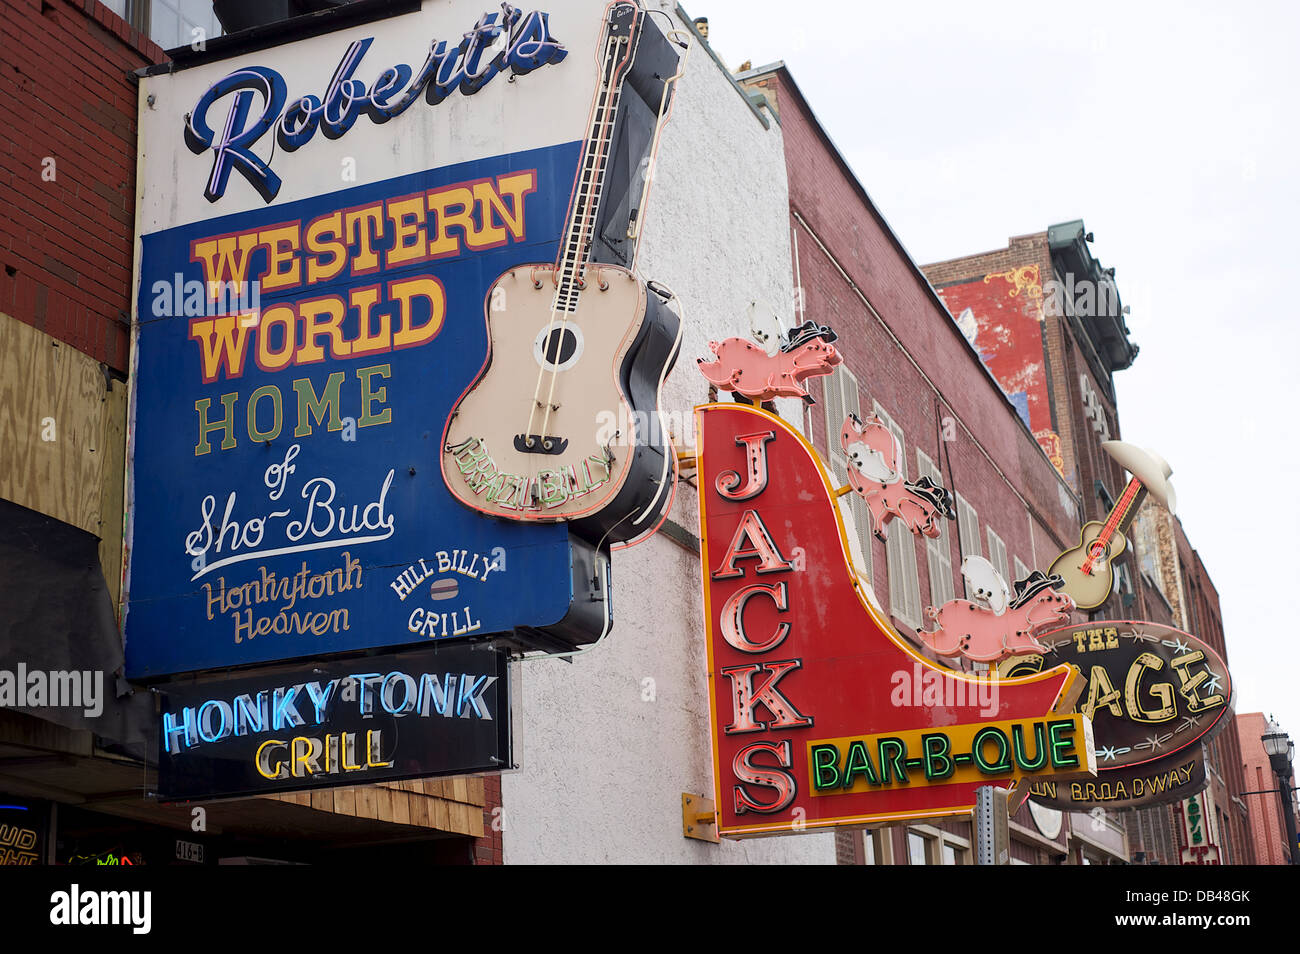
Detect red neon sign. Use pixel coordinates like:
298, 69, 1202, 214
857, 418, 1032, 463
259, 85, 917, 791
698, 404, 1091, 837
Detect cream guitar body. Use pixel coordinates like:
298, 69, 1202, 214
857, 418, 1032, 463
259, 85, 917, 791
441, 262, 681, 545
1048, 522, 1129, 611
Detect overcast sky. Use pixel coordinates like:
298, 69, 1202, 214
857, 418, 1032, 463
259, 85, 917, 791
693, 0, 1300, 758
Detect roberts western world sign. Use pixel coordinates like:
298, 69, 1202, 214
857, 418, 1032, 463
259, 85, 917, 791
124, 2, 618, 676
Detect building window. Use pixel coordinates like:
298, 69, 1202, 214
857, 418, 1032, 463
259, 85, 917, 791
1014, 556, 1029, 586
917, 449, 954, 608
941, 842, 959, 865
874, 403, 922, 628
907, 830, 929, 866
986, 528, 1009, 582
954, 493, 981, 597
110, 0, 225, 51
824, 367, 872, 581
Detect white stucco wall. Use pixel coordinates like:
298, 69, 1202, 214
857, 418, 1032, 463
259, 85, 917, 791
500, 6, 834, 864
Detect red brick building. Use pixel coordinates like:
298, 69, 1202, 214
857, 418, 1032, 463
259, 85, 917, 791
917, 221, 1255, 862
738, 62, 1128, 864
1237, 712, 1298, 865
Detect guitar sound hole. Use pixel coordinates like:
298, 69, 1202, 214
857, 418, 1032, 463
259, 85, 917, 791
534, 325, 584, 371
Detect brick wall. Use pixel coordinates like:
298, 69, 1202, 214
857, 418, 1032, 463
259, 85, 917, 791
472, 774, 502, 865
1237, 712, 1292, 865
768, 69, 1082, 634
0, 0, 164, 371
925, 232, 1140, 619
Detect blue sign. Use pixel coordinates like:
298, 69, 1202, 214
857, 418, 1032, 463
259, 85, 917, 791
125, 142, 585, 677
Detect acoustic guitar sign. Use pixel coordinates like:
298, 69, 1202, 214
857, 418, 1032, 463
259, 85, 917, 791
697, 403, 1097, 837
125, 1, 670, 677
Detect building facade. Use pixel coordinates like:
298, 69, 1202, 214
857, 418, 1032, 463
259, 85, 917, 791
738, 62, 1128, 864
1237, 712, 1298, 865
920, 227, 1256, 864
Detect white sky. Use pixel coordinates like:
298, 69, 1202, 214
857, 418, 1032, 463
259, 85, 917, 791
694, 0, 1300, 757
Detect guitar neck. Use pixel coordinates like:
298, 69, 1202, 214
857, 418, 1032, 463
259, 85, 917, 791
1081, 475, 1147, 572
554, 4, 639, 312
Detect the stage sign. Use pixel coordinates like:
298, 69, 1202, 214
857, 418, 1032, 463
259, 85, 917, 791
1025, 745, 1207, 811
125, 1, 626, 676
697, 403, 1095, 838
157, 644, 510, 800
1003, 621, 1233, 771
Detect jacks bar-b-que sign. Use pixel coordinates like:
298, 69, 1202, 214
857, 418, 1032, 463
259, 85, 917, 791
697, 404, 1096, 837
158, 645, 509, 800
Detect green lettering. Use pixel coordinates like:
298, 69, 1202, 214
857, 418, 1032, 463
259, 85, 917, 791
1048, 719, 1079, 769
357, 364, 393, 428
811, 744, 841, 791
973, 726, 1012, 774
842, 740, 879, 788
921, 733, 954, 781
292, 372, 345, 437
877, 738, 909, 784
1011, 721, 1048, 771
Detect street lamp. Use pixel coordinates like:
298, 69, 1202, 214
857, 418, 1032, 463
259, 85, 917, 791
1261, 720, 1300, 865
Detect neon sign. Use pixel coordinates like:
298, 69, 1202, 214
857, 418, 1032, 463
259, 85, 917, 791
185, 5, 567, 202
158, 645, 511, 799
697, 403, 1095, 836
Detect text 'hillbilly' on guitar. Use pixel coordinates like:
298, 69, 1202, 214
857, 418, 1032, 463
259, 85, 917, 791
441, 1, 689, 547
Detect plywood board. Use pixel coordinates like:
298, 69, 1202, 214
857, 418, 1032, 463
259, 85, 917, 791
0, 312, 105, 536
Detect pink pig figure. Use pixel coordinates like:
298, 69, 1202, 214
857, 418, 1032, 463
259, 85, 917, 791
697, 323, 842, 404
840, 413, 955, 541
918, 566, 1076, 664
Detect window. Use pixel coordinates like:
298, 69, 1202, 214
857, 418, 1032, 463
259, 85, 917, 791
824, 367, 872, 581
111, 0, 224, 51
1014, 556, 1030, 587
875, 403, 922, 628
907, 831, 929, 866
986, 528, 1009, 583
941, 843, 959, 865
917, 449, 954, 609
954, 493, 981, 598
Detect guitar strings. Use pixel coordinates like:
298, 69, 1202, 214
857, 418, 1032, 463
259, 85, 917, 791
532, 17, 630, 448
522, 26, 622, 446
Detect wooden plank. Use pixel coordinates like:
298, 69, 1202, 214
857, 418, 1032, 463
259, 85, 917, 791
0, 312, 105, 535
448, 800, 475, 837
97, 377, 127, 614
355, 784, 379, 821
450, 776, 469, 804
310, 788, 332, 813
373, 787, 395, 824
466, 803, 485, 838
407, 793, 430, 828
466, 776, 485, 806
431, 796, 450, 832
334, 787, 357, 817
390, 791, 411, 826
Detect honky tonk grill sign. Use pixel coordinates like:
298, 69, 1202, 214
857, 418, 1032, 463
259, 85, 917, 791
697, 403, 1097, 837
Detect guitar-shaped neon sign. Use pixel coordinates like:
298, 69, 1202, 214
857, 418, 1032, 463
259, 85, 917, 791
442, 1, 687, 546
1048, 440, 1176, 610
